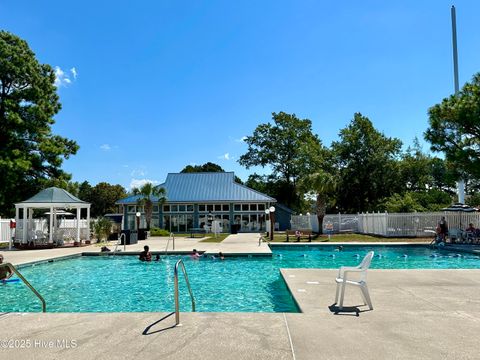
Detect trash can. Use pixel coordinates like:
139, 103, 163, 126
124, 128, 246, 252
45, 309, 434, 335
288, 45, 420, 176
130, 230, 138, 244
231, 224, 240, 234
121, 229, 138, 245
120, 230, 130, 245
138, 228, 147, 240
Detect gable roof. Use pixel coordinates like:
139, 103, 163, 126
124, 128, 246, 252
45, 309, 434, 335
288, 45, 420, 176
117, 172, 276, 204
17, 187, 89, 204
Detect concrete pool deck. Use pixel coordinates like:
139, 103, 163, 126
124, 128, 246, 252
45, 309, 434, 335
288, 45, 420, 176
1, 235, 480, 359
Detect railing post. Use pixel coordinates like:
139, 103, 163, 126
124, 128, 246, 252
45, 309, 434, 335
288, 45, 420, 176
5, 263, 46, 312
174, 259, 196, 326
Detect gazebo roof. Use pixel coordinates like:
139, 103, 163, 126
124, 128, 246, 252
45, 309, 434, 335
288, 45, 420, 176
16, 187, 89, 205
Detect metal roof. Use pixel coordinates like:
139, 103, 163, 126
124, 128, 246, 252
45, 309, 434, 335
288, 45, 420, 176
117, 172, 276, 204
17, 187, 89, 204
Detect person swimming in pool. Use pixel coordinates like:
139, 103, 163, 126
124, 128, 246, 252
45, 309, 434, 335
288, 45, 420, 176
191, 249, 201, 260
139, 246, 152, 262
0, 255, 13, 281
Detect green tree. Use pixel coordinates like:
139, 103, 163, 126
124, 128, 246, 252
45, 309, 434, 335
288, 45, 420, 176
78, 181, 93, 202
383, 190, 452, 212
0, 31, 78, 215
332, 113, 402, 213
245, 173, 300, 209
398, 139, 434, 192
132, 182, 166, 230
239, 111, 324, 209
92, 217, 113, 243
181, 162, 224, 173
299, 170, 337, 233
424, 73, 480, 179
180, 162, 243, 184
88, 182, 127, 217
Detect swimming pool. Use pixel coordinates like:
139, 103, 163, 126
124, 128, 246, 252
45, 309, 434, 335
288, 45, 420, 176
1, 245, 479, 313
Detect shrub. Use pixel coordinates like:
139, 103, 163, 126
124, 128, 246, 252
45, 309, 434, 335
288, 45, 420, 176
150, 227, 170, 236
93, 217, 113, 243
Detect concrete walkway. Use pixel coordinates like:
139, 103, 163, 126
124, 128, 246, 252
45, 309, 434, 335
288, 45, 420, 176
1, 269, 480, 359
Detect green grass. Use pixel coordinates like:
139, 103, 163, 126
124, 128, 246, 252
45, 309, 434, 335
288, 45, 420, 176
268, 233, 432, 243
200, 233, 230, 243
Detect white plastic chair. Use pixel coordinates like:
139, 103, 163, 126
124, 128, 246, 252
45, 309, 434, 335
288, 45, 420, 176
335, 251, 374, 310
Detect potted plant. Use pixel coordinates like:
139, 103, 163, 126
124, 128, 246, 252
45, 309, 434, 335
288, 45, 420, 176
93, 217, 113, 245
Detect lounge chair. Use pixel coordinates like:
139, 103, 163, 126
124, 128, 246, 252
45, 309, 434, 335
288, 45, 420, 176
335, 251, 374, 311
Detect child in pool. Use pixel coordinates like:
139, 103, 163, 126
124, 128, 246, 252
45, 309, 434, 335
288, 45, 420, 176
0, 255, 13, 281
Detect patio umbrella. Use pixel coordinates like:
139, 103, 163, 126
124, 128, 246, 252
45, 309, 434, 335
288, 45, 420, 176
44, 210, 74, 216
441, 203, 479, 230
441, 203, 479, 212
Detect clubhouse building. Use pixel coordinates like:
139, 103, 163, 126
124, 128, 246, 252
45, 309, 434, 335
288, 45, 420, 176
116, 172, 292, 233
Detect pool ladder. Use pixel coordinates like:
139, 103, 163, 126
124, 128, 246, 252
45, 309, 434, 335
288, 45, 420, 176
113, 233, 127, 255
173, 259, 195, 326
4, 263, 46, 312
165, 233, 175, 255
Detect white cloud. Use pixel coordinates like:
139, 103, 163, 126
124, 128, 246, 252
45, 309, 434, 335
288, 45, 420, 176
131, 168, 146, 177
130, 178, 159, 190
218, 153, 231, 160
235, 136, 247, 143
100, 144, 111, 151
54, 65, 77, 87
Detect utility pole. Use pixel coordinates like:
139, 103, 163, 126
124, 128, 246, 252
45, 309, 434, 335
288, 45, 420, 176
451, 5, 465, 204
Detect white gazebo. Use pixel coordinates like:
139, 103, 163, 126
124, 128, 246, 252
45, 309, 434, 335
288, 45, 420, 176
14, 187, 91, 248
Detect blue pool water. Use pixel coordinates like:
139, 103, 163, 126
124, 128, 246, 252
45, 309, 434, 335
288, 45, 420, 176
1, 245, 479, 313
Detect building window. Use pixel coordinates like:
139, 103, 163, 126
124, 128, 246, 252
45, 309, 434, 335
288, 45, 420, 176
258, 204, 265, 211
242, 204, 249, 211
215, 204, 221, 212
163, 215, 171, 231
207, 204, 214, 212
171, 205, 178, 212
223, 204, 230, 212
187, 205, 194, 212
163, 205, 170, 212
127, 206, 135, 213
153, 205, 159, 213
234, 204, 241, 211
199, 205, 206, 212
250, 204, 257, 211
179, 205, 186, 212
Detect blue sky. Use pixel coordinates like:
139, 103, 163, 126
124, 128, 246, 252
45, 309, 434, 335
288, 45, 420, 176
1, 1, 479, 189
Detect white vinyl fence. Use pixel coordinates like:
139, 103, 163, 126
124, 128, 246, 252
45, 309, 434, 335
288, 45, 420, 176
0, 219, 13, 243
290, 215, 320, 233
323, 212, 480, 237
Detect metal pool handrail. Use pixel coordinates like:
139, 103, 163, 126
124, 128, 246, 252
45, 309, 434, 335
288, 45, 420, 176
3, 263, 46, 312
113, 233, 127, 255
173, 259, 195, 326
165, 233, 175, 255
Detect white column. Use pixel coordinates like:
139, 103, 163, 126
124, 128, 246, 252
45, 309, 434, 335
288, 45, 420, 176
86, 206, 91, 241
29, 208, 33, 233
49, 206, 53, 243
76, 207, 81, 242
15, 206, 19, 243
22, 206, 27, 244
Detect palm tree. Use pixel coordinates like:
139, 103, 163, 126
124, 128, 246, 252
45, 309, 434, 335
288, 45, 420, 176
132, 183, 167, 230
301, 171, 336, 234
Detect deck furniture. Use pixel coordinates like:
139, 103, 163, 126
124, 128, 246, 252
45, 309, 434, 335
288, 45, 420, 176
335, 251, 374, 311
